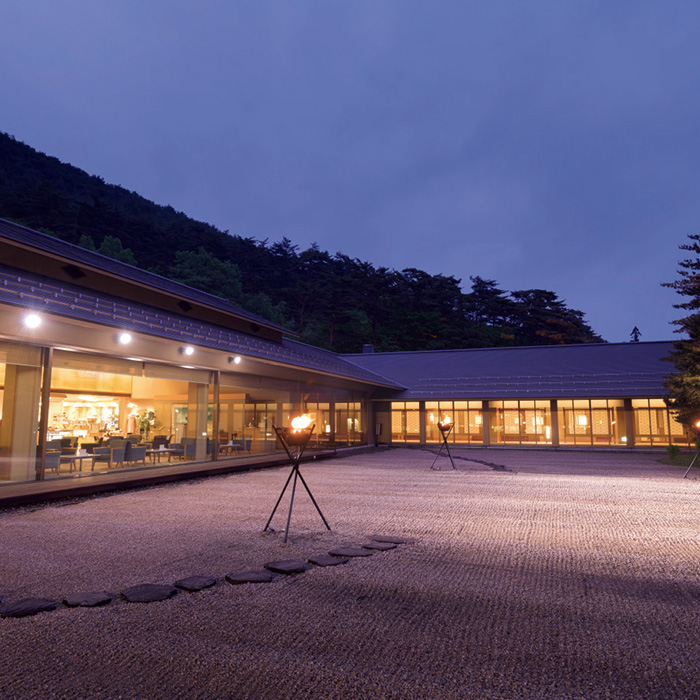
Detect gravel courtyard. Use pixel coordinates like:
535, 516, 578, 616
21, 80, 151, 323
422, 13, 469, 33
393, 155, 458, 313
1, 447, 700, 700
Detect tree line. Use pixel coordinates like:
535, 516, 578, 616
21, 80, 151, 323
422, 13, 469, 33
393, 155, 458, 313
0, 131, 603, 352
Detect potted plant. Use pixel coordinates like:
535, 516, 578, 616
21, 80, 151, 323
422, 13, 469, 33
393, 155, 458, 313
138, 410, 156, 441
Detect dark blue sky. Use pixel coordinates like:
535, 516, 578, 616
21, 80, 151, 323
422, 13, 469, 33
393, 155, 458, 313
3, 1, 699, 342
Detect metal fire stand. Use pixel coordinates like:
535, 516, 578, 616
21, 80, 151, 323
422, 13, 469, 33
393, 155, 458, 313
430, 420, 457, 470
264, 423, 331, 542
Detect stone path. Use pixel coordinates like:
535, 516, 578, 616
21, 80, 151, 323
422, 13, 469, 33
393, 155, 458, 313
0, 536, 409, 617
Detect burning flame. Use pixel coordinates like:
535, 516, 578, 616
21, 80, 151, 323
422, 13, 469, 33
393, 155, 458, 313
291, 414, 313, 431
440, 415, 452, 427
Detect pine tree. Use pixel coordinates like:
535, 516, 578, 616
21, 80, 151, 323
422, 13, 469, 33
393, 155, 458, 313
662, 234, 700, 427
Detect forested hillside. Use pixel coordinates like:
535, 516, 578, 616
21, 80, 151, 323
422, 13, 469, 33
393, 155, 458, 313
0, 132, 604, 351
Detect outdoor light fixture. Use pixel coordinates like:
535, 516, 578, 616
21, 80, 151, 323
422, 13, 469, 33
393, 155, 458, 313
181, 345, 195, 356
117, 332, 132, 345
229, 355, 242, 365
264, 414, 330, 543
430, 415, 456, 470
24, 313, 41, 328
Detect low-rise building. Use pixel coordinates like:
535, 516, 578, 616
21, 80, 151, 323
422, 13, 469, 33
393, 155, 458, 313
0, 219, 683, 489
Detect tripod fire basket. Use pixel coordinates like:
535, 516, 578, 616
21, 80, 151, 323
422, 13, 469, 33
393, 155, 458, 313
264, 415, 331, 542
430, 416, 456, 470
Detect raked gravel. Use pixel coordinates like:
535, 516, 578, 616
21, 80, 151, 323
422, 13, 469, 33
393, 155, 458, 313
1, 447, 700, 699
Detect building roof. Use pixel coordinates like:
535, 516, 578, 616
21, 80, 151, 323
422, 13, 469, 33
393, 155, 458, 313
344, 342, 676, 399
0, 218, 289, 337
0, 262, 402, 388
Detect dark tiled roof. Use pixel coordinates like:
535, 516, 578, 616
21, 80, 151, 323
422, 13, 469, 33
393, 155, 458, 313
343, 342, 676, 399
0, 264, 401, 387
0, 218, 287, 334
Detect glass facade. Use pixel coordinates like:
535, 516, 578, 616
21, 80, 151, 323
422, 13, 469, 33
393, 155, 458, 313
0, 336, 371, 485
557, 399, 627, 447
632, 398, 689, 446
490, 400, 552, 445
391, 402, 421, 443
335, 401, 364, 446
425, 401, 483, 444
390, 398, 684, 449
0, 334, 686, 489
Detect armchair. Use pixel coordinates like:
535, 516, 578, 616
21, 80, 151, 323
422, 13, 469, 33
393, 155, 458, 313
93, 443, 126, 469
124, 442, 147, 466
44, 450, 61, 475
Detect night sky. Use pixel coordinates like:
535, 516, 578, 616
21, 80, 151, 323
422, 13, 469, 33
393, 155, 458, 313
3, 1, 699, 342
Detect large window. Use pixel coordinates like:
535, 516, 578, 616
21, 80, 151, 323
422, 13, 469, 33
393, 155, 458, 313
632, 399, 688, 446
391, 402, 421, 443
558, 399, 627, 446
304, 402, 333, 448
46, 352, 216, 472
335, 401, 363, 446
491, 400, 552, 445
425, 401, 483, 444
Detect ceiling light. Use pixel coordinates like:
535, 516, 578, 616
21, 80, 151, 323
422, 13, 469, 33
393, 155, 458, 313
181, 345, 195, 356
24, 313, 41, 328
230, 355, 242, 365
117, 332, 132, 344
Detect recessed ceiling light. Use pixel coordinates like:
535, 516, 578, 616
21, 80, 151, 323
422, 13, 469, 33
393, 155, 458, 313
118, 332, 132, 344
181, 345, 195, 356
24, 313, 41, 329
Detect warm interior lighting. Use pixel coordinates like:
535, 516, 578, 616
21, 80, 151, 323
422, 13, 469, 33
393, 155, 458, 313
291, 414, 312, 431
577, 415, 588, 426
118, 332, 132, 344
24, 313, 41, 328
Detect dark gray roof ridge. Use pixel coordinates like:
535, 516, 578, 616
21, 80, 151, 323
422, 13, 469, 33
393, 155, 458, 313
343, 340, 675, 357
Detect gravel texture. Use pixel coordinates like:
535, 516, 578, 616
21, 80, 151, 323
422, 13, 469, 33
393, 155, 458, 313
1, 447, 700, 699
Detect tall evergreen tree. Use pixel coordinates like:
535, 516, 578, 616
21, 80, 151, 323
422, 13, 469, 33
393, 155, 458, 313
662, 234, 700, 427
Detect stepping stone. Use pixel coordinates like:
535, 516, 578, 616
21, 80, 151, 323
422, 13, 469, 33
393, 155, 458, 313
0, 598, 59, 618
174, 576, 217, 592
63, 591, 114, 608
225, 570, 273, 585
362, 542, 397, 551
370, 535, 414, 544
308, 555, 349, 567
329, 547, 373, 558
264, 559, 307, 575
121, 583, 179, 603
